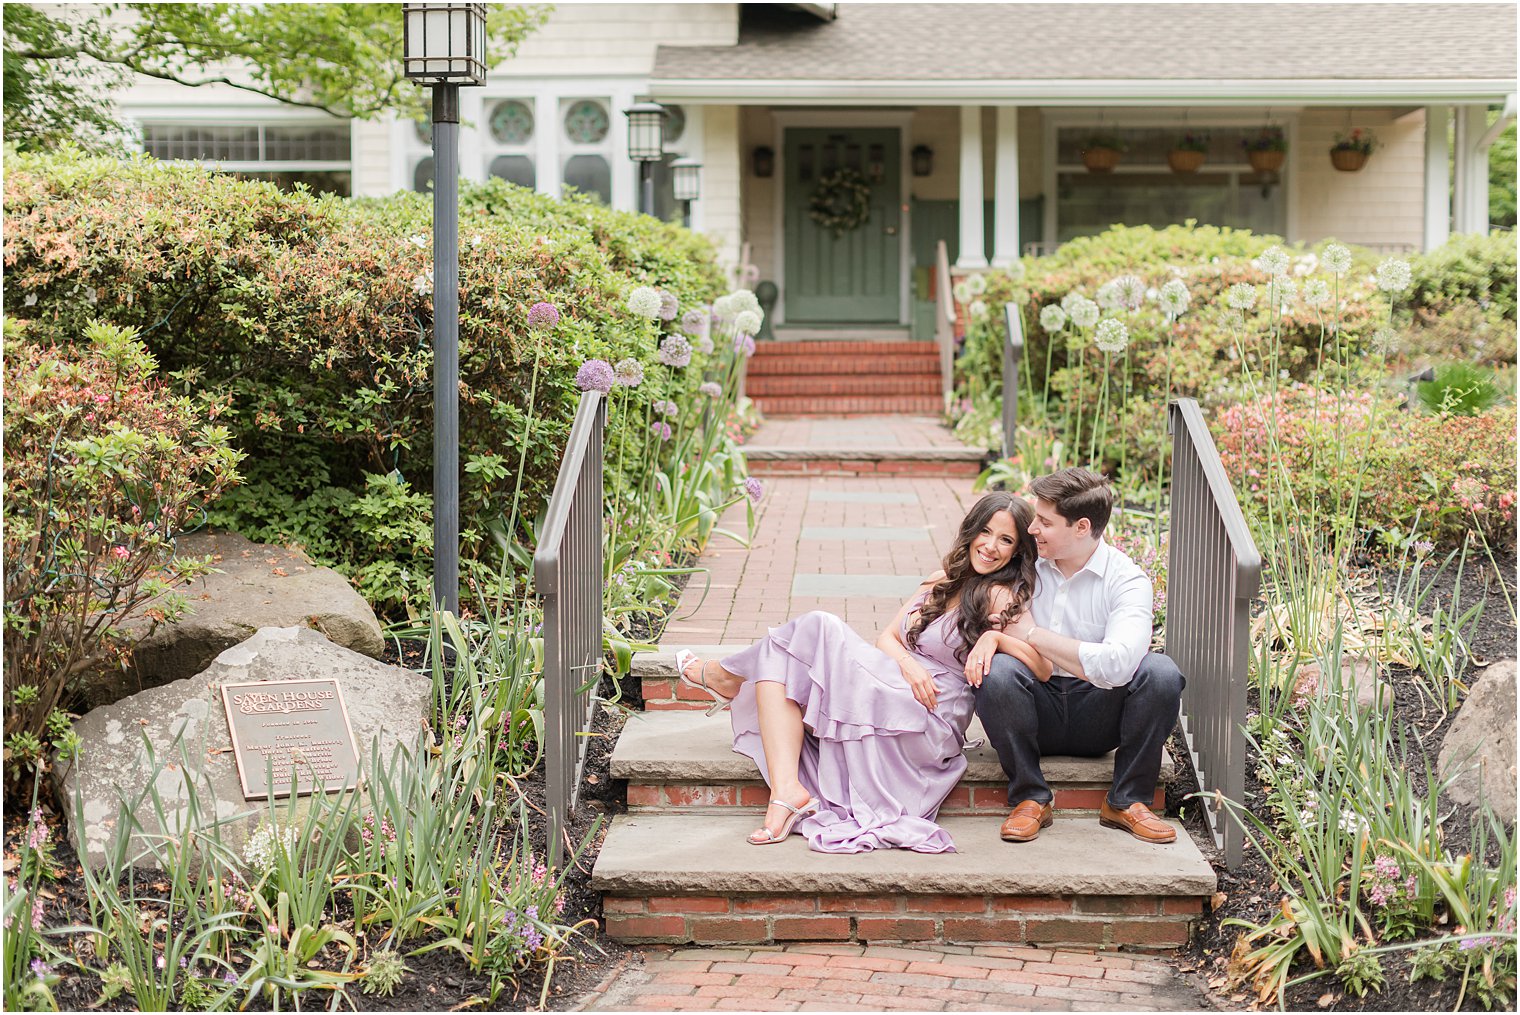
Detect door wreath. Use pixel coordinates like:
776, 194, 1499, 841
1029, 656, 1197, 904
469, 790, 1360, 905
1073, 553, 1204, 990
808, 167, 873, 237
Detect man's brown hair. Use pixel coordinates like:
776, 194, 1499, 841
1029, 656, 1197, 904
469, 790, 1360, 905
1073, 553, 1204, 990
1028, 467, 1113, 537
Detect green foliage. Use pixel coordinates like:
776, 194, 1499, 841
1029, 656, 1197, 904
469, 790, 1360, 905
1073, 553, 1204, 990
2, 318, 242, 784
4, 149, 726, 618
1335, 946, 1387, 997
359, 950, 407, 996
1489, 117, 1516, 229
1416, 361, 1503, 416
1406, 231, 1517, 322
1, 3, 549, 148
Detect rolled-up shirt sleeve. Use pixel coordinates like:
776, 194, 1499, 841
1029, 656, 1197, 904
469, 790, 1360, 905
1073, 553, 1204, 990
1076, 570, 1154, 689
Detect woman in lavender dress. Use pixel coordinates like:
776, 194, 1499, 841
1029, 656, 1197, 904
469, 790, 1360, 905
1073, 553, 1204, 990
675, 492, 1048, 853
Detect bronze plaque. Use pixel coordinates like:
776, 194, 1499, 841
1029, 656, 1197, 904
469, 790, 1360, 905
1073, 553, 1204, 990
219, 679, 362, 800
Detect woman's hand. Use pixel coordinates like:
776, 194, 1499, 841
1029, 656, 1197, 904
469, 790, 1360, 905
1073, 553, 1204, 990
897, 656, 938, 711
964, 630, 1002, 687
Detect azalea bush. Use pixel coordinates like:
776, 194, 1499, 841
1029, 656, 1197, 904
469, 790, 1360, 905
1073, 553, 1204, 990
1, 318, 242, 784
2, 149, 728, 618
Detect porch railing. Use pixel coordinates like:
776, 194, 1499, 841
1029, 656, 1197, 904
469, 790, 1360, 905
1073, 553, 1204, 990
1165, 398, 1260, 870
533, 389, 606, 868
1000, 301, 1025, 459
934, 239, 956, 410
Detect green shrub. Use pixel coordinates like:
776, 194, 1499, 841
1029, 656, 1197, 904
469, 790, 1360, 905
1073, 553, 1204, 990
1406, 231, 1516, 322
2, 318, 242, 777
3, 150, 726, 618
1416, 361, 1503, 416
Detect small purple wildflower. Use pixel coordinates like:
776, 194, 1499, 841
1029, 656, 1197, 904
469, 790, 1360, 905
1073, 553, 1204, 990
657, 290, 680, 321
575, 359, 614, 393
224, 970, 238, 984
25, 809, 47, 851
527, 301, 560, 328
698, 382, 722, 399
657, 335, 693, 368
1414, 540, 1435, 557
156, 955, 167, 970
744, 477, 764, 503
30, 959, 50, 978
650, 422, 673, 441
680, 308, 708, 335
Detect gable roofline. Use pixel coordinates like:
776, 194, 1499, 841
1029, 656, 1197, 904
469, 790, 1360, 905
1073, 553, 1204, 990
650, 78, 1517, 107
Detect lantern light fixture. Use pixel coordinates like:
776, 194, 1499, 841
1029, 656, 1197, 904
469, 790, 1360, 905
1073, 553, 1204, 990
911, 144, 934, 177
752, 146, 775, 178
402, 2, 488, 86
671, 157, 702, 203
624, 102, 667, 162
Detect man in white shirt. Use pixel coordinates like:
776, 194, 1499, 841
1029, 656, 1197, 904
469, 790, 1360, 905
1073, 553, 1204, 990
975, 468, 1183, 845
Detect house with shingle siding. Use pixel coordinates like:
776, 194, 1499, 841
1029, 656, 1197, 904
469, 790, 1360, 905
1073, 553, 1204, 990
114, 2, 1514, 352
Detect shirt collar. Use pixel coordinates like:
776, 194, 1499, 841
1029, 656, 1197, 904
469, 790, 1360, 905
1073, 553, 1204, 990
1037, 538, 1112, 581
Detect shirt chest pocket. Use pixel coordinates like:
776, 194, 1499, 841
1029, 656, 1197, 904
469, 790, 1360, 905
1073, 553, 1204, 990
1067, 613, 1107, 643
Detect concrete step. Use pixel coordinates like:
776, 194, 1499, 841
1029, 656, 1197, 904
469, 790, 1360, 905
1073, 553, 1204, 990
593, 813, 1214, 948
742, 446, 985, 480
747, 375, 941, 398
769, 328, 915, 343
611, 708, 1171, 815
755, 395, 945, 416
748, 354, 939, 377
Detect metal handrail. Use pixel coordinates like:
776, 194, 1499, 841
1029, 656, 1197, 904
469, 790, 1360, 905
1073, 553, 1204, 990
1001, 302, 1025, 459
934, 240, 956, 410
1165, 398, 1260, 871
533, 390, 606, 868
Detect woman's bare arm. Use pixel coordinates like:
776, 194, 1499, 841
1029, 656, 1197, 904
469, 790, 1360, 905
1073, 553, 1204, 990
876, 569, 944, 656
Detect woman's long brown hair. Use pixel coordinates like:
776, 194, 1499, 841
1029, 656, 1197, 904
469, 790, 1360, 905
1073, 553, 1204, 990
905, 492, 1036, 663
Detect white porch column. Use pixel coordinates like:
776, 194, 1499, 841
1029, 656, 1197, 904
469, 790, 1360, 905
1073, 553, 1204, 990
1454, 105, 1491, 235
956, 105, 988, 268
534, 93, 560, 197
1423, 105, 1451, 251
991, 105, 1021, 267
611, 88, 637, 212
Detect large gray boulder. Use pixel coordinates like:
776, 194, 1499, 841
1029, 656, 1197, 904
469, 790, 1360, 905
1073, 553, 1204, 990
1440, 659, 1517, 823
78, 530, 384, 708
57, 627, 429, 867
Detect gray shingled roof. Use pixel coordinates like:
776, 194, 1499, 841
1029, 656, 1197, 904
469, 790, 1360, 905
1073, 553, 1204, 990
652, 3, 1517, 82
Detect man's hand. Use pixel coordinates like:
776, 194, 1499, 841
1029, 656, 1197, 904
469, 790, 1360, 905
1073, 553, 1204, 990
964, 630, 1001, 687
897, 657, 938, 710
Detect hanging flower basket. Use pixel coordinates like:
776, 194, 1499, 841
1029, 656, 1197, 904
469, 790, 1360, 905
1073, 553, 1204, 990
1167, 149, 1207, 174
1330, 148, 1370, 173
1330, 128, 1378, 173
1082, 145, 1122, 173
1248, 149, 1286, 173
808, 167, 873, 237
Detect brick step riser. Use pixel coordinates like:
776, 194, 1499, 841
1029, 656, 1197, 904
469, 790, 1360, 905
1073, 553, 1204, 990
755, 396, 944, 416
745, 459, 983, 478
754, 341, 935, 357
626, 781, 1164, 815
603, 892, 1201, 949
748, 377, 941, 397
747, 357, 940, 377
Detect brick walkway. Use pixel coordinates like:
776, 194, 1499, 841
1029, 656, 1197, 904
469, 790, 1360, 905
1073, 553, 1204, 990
575, 942, 1214, 1012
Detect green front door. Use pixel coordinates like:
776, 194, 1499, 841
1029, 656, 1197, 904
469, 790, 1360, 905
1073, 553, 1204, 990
784, 127, 902, 323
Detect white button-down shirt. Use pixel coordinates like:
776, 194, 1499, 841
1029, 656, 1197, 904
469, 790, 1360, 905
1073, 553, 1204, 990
1030, 539, 1154, 690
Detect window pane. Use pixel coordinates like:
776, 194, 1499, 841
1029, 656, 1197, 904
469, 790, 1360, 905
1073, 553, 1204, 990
489, 100, 534, 144
489, 155, 535, 189
264, 125, 351, 162
562, 154, 610, 204
563, 100, 609, 144
142, 124, 258, 161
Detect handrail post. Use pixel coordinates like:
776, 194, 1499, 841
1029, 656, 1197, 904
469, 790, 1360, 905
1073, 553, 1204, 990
1001, 301, 1024, 460
935, 240, 955, 412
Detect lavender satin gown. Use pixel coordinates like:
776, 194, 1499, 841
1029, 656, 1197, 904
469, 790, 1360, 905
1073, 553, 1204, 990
719, 594, 975, 853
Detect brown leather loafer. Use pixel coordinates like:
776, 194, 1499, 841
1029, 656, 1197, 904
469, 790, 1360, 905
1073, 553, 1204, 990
999, 800, 1054, 842
1098, 800, 1177, 843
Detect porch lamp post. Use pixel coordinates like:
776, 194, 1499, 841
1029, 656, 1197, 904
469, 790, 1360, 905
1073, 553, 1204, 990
671, 156, 702, 227
403, 1, 488, 617
624, 101, 667, 214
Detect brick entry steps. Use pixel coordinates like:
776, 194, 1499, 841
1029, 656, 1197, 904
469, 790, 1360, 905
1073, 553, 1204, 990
747, 340, 943, 416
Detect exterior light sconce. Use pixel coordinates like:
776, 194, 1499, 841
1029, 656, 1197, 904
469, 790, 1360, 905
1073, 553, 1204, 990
624, 101, 667, 214
752, 146, 775, 178
911, 144, 934, 177
672, 156, 702, 227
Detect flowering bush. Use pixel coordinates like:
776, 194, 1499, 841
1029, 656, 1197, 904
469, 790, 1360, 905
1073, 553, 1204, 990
3, 150, 725, 617
2, 318, 242, 777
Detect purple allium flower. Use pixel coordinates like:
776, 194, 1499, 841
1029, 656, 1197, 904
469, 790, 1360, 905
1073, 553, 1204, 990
734, 334, 756, 358
653, 399, 678, 417
744, 477, 764, 503
527, 301, 560, 328
680, 308, 708, 335
613, 358, 644, 388
657, 335, 692, 368
658, 290, 680, 321
696, 336, 714, 355
575, 359, 614, 393
698, 382, 722, 399
1414, 540, 1435, 557
650, 422, 673, 441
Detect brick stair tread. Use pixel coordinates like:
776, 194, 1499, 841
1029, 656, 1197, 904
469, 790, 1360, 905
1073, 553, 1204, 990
611, 706, 1174, 787
741, 446, 984, 463
754, 341, 933, 356
592, 813, 1215, 897
747, 356, 939, 376
748, 377, 942, 396
757, 396, 944, 415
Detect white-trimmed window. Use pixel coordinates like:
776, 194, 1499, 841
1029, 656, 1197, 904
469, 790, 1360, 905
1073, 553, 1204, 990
140, 122, 352, 196
560, 97, 612, 204
484, 98, 536, 189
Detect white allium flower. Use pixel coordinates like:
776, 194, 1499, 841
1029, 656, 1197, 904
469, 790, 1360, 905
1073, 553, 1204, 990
699, 381, 723, 399
1292, 253, 1318, 277
244, 823, 298, 874
1224, 283, 1259, 311
1005, 259, 1028, 281
712, 294, 739, 320
1061, 291, 1086, 313
23, 292, 38, 307
1321, 244, 1353, 275
1039, 304, 1068, 333
734, 310, 763, 335
1112, 275, 1145, 310
657, 335, 692, 368
612, 358, 644, 388
1158, 279, 1191, 318
1095, 281, 1123, 311
1068, 296, 1100, 329
626, 286, 663, 319
1265, 276, 1297, 311
1371, 327, 1399, 355
1375, 258, 1412, 293
1302, 279, 1331, 308
953, 280, 975, 304
969, 299, 988, 318
735, 289, 761, 314
412, 270, 433, 296
1254, 246, 1289, 276
966, 272, 988, 296
1093, 317, 1129, 353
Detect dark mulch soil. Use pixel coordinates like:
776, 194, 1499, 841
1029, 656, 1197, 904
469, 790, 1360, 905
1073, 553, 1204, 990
1174, 548, 1517, 1012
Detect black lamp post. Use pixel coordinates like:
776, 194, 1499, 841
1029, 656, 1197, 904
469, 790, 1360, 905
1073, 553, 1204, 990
671, 156, 701, 227
624, 101, 666, 214
403, 1, 487, 617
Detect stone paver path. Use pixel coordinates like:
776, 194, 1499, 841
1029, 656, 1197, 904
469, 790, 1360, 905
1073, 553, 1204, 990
750, 415, 971, 449
576, 942, 1214, 1012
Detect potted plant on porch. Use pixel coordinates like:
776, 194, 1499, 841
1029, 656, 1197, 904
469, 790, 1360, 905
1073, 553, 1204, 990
1167, 131, 1210, 174
1241, 128, 1287, 173
1330, 128, 1378, 172
1081, 134, 1125, 173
